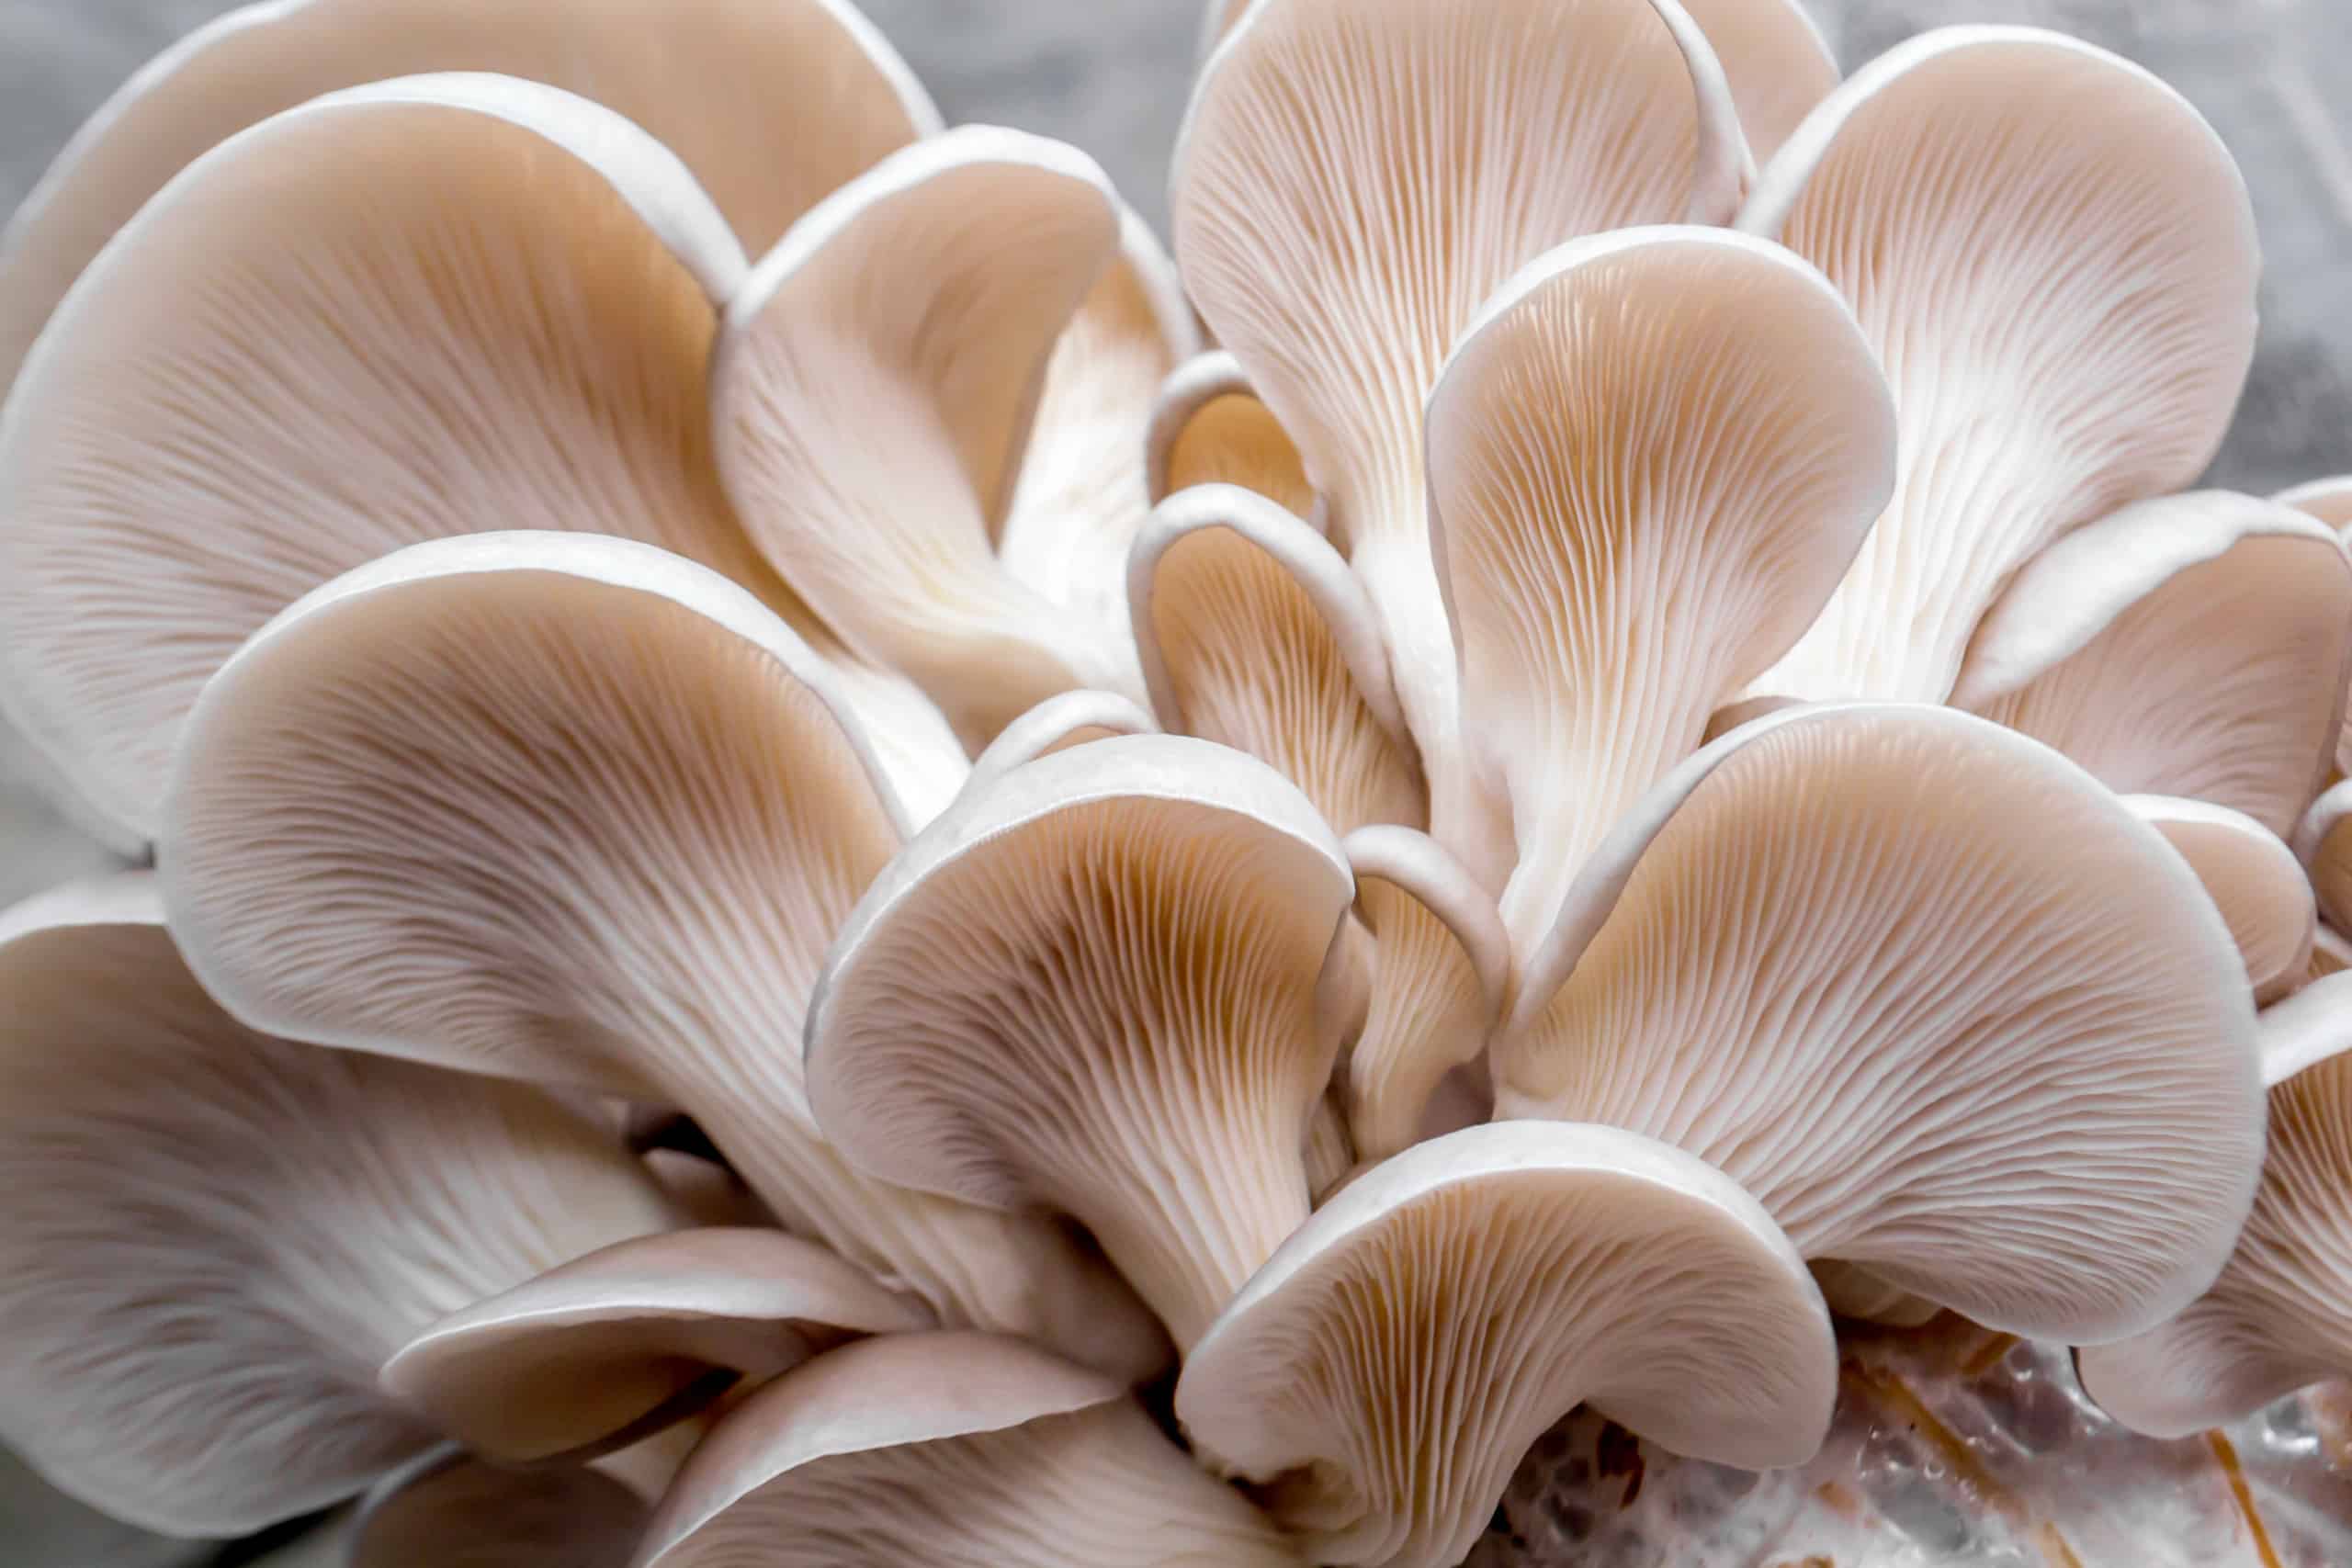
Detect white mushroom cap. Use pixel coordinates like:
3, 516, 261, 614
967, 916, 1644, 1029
349, 1447, 645, 1568
1175, 1121, 1837, 1568
1170, 0, 1747, 884
1425, 226, 1894, 959
807, 733, 1355, 1350
1953, 491, 2352, 839
956, 689, 1160, 808
1129, 482, 1423, 832
1738, 27, 2260, 705
2297, 779, 2352, 935
1144, 351, 1314, 515
0, 873, 680, 1536
634, 1332, 1301, 1567
1809, 1260, 1940, 1329
2312, 923, 2352, 984
0, 73, 895, 846
1676, 0, 1838, 162
712, 126, 1146, 748
1494, 703, 2265, 1341
2125, 795, 2314, 1007
0, 0, 940, 409
160, 531, 1168, 1383
2277, 475, 2352, 776
2077, 1042, 2352, 1438
379, 1228, 933, 1465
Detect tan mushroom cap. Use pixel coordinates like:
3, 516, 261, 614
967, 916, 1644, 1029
1145, 352, 1315, 515
0, 0, 939, 409
1426, 226, 1894, 960
636, 1332, 1300, 1567
2126, 795, 2314, 1007
808, 733, 1355, 1350
1176, 1121, 1837, 1568
1130, 483, 1423, 833
712, 126, 1145, 749
161, 532, 1167, 1383
380, 1228, 933, 1465
1170, 0, 1746, 883
1954, 492, 2352, 838
0, 873, 680, 1536
2300, 780, 2352, 935
2077, 1043, 2352, 1438
349, 1446, 645, 1568
1739, 27, 2259, 705
1495, 703, 2264, 1341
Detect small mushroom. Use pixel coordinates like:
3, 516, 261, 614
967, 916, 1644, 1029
349, 1447, 646, 1568
2126, 795, 2314, 1007
1175, 1121, 1837, 1568
379, 1228, 933, 1466
1493, 703, 2265, 1341
1144, 352, 1314, 514
1737, 26, 2260, 705
1952, 491, 2352, 838
634, 1332, 1301, 1567
161, 532, 1168, 1382
807, 734, 1354, 1350
1425, 225, 1894, 958
0, 874, 680, 1536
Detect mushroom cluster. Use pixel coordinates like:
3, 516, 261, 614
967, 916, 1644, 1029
1, 1, 2346, 1565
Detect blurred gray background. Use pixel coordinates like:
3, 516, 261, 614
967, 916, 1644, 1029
0, 1, 2346, 1560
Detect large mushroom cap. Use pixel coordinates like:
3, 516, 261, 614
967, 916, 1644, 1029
634, 1332, 1299, 1567
0, 874, 679, 1536
808, 732, 1354, 1350
1176, 1120, 1837, 1568
1739, 26, 2260, 705
160, 530, 1167, 1382
1425, 225, 1894, 959
1495, 703, 2265, 1341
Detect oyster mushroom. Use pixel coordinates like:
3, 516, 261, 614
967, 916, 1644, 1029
1425, 225, 1894, 958
1953, 491, 2352, 838
2278, 475, 2352, 776
160, 531, 1168, 1383
1175, 1121, 1838, 1568
1170, 0, 1750, 883
2126, 795, 2314, 1007
956, 690, 1160, 807
0, 873, 681, 1535
1493, 703, 2265, 1341
1738, 26, 2261, 705
807, 733, 1354, 1350
0, 73, 964, 846
349, 1448, 645, 1568
1144, 352, 1314, 515
2295, 780, 2352, 933
634, 1333, 1300, 1567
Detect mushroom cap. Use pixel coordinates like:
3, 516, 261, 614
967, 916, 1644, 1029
711, 125, 1142, 747
1425, 225, 1894, 958
1144, 351, 1314, 515
1495, 702, 2265, 1341
808, 732, 1354, 1349
0, 0, 939, 409
1676, 0, 1838, 162
1129, 482, 1423, 833
0, 874, 679, 1535
0, 73, 801, 844
1739, 26, 2260, 704
2077, 1043, 2352, 1438
160, 530, 1168, 1382
2277, 475, 2352, 532
956, 689, 1160, 808
634, 1332, 1300, 1567
2297, 778, 2352, 935
2125, 795, 2314, 1008
1175, 1121, 1836, 1568
1954, 491, 2352, 838
379, 1228, 933, 1464
349, 1446, 645, 1568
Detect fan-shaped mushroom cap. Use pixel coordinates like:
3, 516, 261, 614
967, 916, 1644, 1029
1494, 703, 2265, 1341
1738, 27, 2260, 705
1954, 491, 2352, 839
380, 1228, 933, 1465
2278, 475, 2352, 531
2077, 1042, 2352, 1437
1809, 1260, 1940, 1329
0, 873, 681, 1536
349, 1447, 645, 1568
1340, 826, 1510, 1161
1176, 1121, 1836, 1568
712, 127, 1145, 749
636, 1332, 1300, 1567
1130, 484, 1422, 832
0, 72, 963, 847
0, 0, 938, 409
1426, 226, 1894, 958
956, 689, 1159, 807
2296, 779, 2352, 939
808, 733, 1355, 1350
1170, 0, 1747, 879
2126, 795, 2313, 1007
160, 532, 1168, 1383
1145, 352, 1314, 515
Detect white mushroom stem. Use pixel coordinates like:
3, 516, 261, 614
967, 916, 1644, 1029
2257, 970, 2352, 1089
